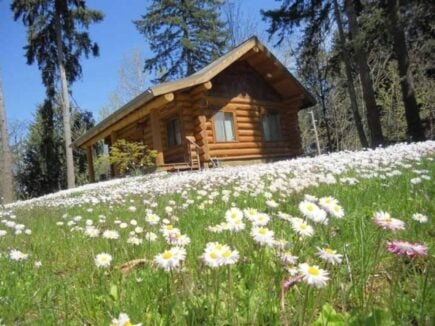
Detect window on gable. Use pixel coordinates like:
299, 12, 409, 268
167, 118, 181, 146
262, 112, 282, 141
214, 111, 235, 142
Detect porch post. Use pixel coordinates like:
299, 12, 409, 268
110, 132, 120, 177
150, 109, 164, 166
86, 145, 95, 182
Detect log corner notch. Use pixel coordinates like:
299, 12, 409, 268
191, 81, 213, 166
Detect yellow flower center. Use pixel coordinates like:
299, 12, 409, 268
384, 217, 392, 222
210, 252, 219, 259
307, 204, 314, 212
300, 223, 307, 230
123, 322, 132, 326
222, 250, 231, 258
162, 252, 173, 260
325, 248, 335, 254
308, 266, 319, 276
258, 228, 267, 235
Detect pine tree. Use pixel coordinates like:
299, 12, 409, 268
134, 0, 228, 83
16, 100, 95, 198
11, 0, 103, 189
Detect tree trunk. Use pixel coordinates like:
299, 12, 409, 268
55, 13, 75, 189
387, 0, 426, 141
332, 0, 369, 148
344, 0, 385, 147
0, 74, 14, 203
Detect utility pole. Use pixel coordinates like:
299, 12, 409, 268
309, 111, 321, 155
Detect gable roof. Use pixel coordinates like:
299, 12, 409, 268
73, 36, 316, 148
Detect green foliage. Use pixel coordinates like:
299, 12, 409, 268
94, 153, 111, 180
313, 304, 350, 325
16, 99, 95, 198
134, 0, 228, 83
0, 157, 433, 324
109, 139, 157, 176
11, 0, 103, 97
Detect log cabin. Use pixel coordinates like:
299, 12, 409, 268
72, 36, 316, 181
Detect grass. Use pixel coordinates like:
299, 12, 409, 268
0, 152, 434, 325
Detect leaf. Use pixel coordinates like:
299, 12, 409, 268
312, 303, 350, 326
350, 309, 394, 326
109, 284, 118, 302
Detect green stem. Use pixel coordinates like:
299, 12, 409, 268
299, 286, 310, 326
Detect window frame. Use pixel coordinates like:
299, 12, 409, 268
212, 110, 238, 143
166, 116, 183, 147
261, 110, 282, 142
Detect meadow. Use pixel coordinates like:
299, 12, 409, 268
0, 141, 434, 325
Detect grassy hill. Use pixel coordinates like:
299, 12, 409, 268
1, 141, 434, 325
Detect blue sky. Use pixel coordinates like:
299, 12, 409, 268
0, 0, 282, 126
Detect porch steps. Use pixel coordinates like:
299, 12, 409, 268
159, 162, 200, 172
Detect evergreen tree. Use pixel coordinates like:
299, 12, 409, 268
11, 0, 103, 189
16, 100, 95, 198
134, 0, 228, 83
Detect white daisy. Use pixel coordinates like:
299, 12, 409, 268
154, 247, 185, 272
252, 213, 270, 226
145, 232, 158, 242
145, 213, 160, 225
127, 236, 143, 246
225, 207, 244, 223
251, 226, 275, 246
84, 226, 100, 238
9, 249, 29, 261
290, 218, 314, 237
412, 213, 428, 223
110, 312, 141, 326
95, 253, 112, 268
243, 208, 258, 221
316, 247, 343, 265
298, 263, 329, 288
103, 230, 120, 240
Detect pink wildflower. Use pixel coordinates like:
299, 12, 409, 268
386, 240, 428, 258
373, 211, 405, 231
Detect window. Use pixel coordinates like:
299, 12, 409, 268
167, 118, 181, 146
214, 111, 235, 142
262, 112, 281, 141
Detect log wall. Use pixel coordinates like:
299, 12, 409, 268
203, 96, 303, 161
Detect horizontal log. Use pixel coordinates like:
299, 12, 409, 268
209, 141, 290, 150
238, 129, 263, 137
210, 147, 291, 157
206, 95, 290, 110
237, 122, 260, 130
236, 116, 260, 123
